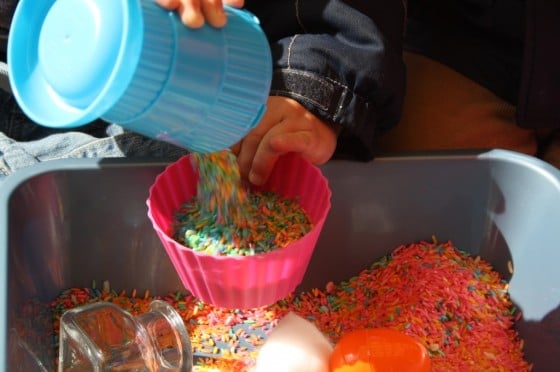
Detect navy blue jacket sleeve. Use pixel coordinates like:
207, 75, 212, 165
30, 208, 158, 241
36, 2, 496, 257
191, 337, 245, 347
245, 0, 407, 160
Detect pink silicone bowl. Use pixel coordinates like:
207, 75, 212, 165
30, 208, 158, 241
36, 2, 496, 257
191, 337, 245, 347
146, 153, 332, 309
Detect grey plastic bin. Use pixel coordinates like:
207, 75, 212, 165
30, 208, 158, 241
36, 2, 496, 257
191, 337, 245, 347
1, 149, 559, 371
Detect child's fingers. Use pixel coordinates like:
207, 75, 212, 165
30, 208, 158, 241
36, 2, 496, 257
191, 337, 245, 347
154, 0, 182, 10
176, 0, 205, 28
248, 145, 280, 187
246, 130, 305, 186
247, 131, 317, 186
236, 131, 263, 182
272, 131, 335, 165
224, 0, 245, 7
155, 0, 229, 28
200, 0, 227, 27
267, 131, 312, 155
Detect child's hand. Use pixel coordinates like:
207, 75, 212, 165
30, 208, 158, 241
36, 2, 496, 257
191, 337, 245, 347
154, 1, 338, 185
154, 0, 245, 28
232, 96, 338, 186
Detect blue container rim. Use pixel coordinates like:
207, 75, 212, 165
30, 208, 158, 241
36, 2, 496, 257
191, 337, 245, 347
7, 0, 144, 128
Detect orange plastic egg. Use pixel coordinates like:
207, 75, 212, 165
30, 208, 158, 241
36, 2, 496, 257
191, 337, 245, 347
329, 328, 431, 372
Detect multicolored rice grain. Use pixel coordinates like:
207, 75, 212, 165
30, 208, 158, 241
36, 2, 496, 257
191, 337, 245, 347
49, 240, 531, 371
173, 151, 313, 256
190, 151, 250, 227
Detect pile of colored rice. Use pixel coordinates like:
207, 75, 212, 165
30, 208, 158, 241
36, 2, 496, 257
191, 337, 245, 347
172, 151, 312, 256
49, 240, 530, 371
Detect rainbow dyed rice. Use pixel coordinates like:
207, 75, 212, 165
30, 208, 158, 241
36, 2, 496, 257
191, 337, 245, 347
173, 150, 313, 256
190, 151, 250, 226
47, 240, 530, 371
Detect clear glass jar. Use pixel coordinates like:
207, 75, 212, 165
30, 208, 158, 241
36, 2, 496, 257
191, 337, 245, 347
58, 300, 192, 371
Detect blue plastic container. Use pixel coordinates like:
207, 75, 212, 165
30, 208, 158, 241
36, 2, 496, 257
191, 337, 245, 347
8, 0, 272, 153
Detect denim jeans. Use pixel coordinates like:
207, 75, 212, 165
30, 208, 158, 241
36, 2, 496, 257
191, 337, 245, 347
0, 88, 189, 183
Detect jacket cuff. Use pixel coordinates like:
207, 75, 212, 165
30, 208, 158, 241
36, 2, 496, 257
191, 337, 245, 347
269, 68, 374, 136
